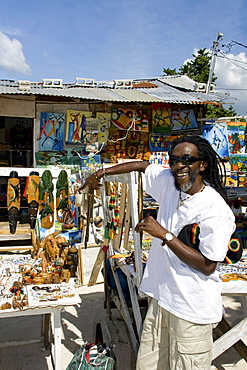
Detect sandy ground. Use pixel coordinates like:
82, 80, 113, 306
0, 282, 246, 370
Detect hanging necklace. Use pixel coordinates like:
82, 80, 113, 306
177, 184, 206, 209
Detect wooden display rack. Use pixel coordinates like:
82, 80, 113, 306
100, 172, 146, 354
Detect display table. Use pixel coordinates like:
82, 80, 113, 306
0, 289, 81, 370
212, 280, 247, 360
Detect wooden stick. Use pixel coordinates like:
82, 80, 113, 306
123, 191, 131, 250
85, 191, 93, 249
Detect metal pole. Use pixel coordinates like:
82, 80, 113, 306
206, 32, 223, 94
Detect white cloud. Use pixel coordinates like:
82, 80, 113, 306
215, 52, 247, 115
0, 31, 31, 75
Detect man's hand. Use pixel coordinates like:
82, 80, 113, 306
135, 216, 167, 240
79, 173, 101, 194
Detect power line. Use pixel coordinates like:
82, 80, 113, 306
216, 87, 247, 91
217, 54, 247, 66
217, 51, 247, 73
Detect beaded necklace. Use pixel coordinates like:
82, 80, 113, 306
177, 184, 206, 209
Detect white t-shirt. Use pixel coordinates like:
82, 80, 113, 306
140, 164, 236, 324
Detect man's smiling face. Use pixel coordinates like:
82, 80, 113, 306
169, 142, 207, 194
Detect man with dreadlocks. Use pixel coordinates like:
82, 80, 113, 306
81, 135, 235, 370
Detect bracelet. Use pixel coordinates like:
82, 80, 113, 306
93, 172, 100, 181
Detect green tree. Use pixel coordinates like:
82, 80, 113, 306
206, 104, 237, 118
162, 68, 178, 76
179, 48, 216, 84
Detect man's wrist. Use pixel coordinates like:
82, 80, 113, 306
94, 168, 106, 180
162, 232, 174, 246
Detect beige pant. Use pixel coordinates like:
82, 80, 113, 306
136, 298, 216, 370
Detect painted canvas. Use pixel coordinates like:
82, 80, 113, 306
149, 134, 172, 151
97, 112, 111, 144
65, 110, 88, 145
66, 110, 110, 149
152, 103, 172, 134
39, 112, 65, 151
227, 121, 247, 154
202, 121, 229, 158
230, 153, 247, 173
171, 109, 198, 131
111, 108, 149, 131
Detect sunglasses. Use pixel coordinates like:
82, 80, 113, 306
169, 155, 202, 166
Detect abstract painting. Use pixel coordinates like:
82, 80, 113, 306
152, 103, 172, 134
111, 108, 149, 131
171, 109, 198, 131
39, 112, 65, 151
202, 121, 229, 158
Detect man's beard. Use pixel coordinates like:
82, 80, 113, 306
175, 168, 200, 192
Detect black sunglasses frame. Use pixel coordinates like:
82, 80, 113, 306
169, 155, 202, 167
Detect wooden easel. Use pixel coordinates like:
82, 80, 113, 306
100, 172, 146, 354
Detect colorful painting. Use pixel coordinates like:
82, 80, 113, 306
35, 149, 81, 168
230, 154, 247, 173
111, 108, 149, 131
227, 121, 247, 154
105, 126, 149, 162
171, 109, 198, 131
39, 112, 65, 151
202, 121, 229, 158
149, 134, 172, 151
80, 155, 101, 170
66, 110, 110, 149
152, 103, 172, 134
65, 110, 88, 145
97, 113, 111, 144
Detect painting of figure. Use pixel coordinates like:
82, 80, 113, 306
39, 112, 65, 151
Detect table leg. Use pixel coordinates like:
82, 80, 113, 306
52, 308, 62, 370
44, 313, 51, 349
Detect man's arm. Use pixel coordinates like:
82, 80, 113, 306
80, 160, 150, 192
135, 216, 217, 275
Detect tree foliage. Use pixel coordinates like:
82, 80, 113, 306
206, 104, 237, 118
179, 48, 217, 84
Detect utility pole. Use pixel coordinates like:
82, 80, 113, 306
206, 32, 223, 94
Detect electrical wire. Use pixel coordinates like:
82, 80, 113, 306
72, 111, 138, 159
217, 54, 247, 66
217, 51, 247, 73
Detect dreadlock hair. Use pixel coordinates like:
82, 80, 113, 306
169, 135, 229, 204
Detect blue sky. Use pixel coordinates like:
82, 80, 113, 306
1, 0, 247, 114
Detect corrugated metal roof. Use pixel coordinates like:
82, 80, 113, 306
138, 79, 232, 105
137, 80, 205, 104
0, 78, 231, 105
0, 84, 163, 103
158, 76, 198, 90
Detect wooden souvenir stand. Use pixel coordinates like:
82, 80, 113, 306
100, 171, 147, 355
0, 166, 82, 370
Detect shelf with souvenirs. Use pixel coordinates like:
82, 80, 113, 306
0, 252, 80, 312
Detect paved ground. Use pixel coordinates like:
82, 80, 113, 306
0, 283, 246, 370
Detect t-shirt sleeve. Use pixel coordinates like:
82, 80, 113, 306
144, 164, 173, 203
198, 202, 236, 262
